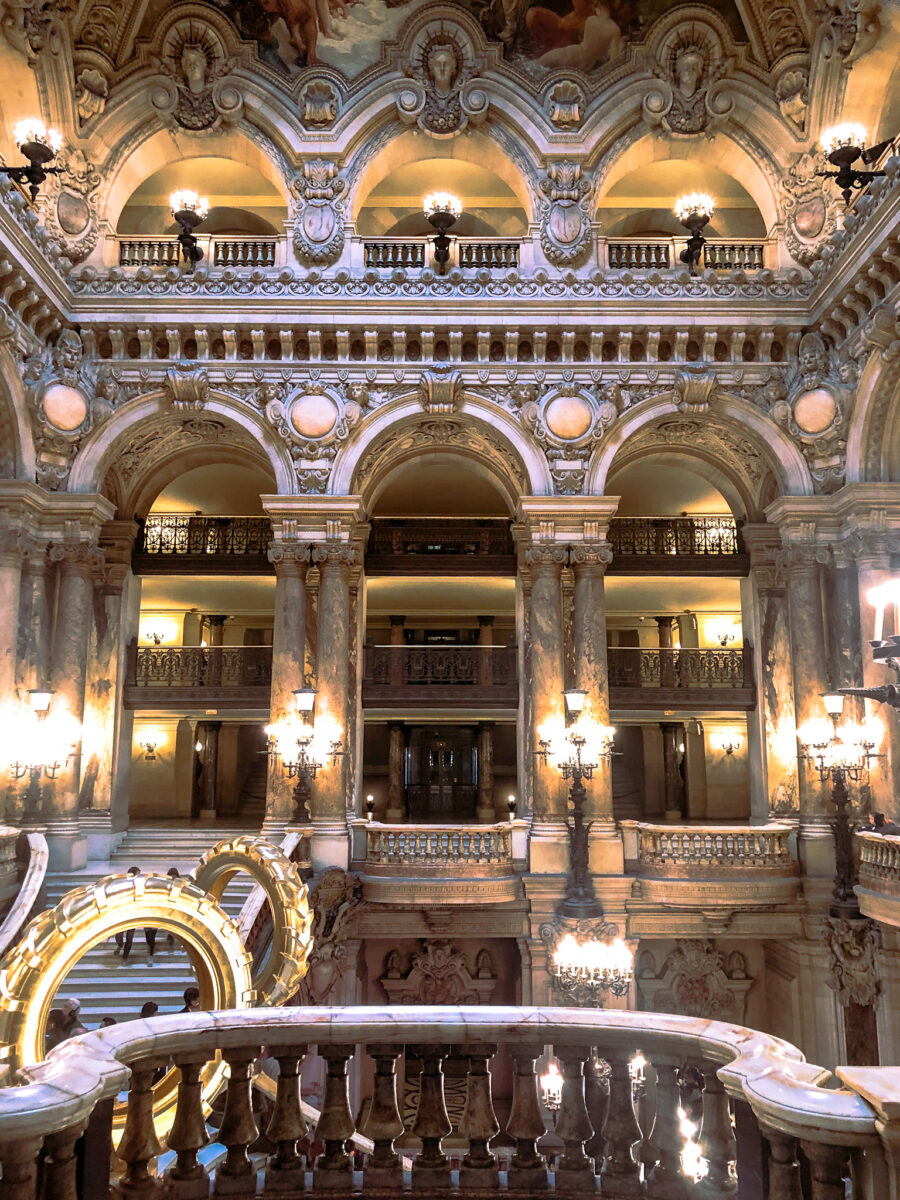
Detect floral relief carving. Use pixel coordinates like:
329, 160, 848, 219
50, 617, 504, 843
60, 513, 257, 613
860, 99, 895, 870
781, 151, 838, 267
297, 868, 362, 1005
637, 939, 752, 1021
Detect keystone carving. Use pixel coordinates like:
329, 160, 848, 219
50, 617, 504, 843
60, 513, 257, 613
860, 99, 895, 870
291, 160, 346, 266
642, 23, 734, 135
538, 162, 593, 267
148, 18, 243, 131
417, 368, 464, 414
398, 24, 489, 137
674, 368, 717, 412
163, 364, 209, 412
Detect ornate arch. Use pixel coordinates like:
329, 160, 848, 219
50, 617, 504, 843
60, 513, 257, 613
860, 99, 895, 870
331, 394, 552, 506
67, 391, 296, 498
0, 342, 36, 481
846, 348, 900, 484
588, 392, 813, 518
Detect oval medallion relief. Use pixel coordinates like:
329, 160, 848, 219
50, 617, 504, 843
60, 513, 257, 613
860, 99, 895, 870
544, 394, 594, 440
290, 393, 339, 439
43, 384, 88, 432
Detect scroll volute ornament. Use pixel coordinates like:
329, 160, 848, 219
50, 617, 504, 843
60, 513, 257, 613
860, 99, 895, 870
292, 159, 346, 266
539, 161, 593, 267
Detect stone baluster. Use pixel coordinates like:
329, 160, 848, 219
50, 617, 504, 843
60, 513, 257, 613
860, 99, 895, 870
459, 1044, 500, 1188
799, 1142, 848, 1200
411, 1046, 452, 1189
0, 1136, 43, 1199
762, 1127, 801, 1199
555, 1048, 597, 1190
599, 1053, 642, 1196
116, 1058, 165, 1195
314, 1044, 356, 1188
265, 1046, 308, 1193
362, 1044, 405, 1188
42, 1123, 85, 1200
696, 1067, 737, 1197
214, 1048, 260, 1195
646, 1060, 690, 1199
506, 1046, 549, 1190
167, 1055, 210, 1198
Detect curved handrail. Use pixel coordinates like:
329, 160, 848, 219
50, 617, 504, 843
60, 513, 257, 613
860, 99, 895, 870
2, 1006, 879, 1152
0, 832, 47, 961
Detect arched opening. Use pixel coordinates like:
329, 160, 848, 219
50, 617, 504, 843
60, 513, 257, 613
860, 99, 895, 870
352, 130, 534, 232
362, 449, 517, 827
599, 160, 766, 239
357, 159, 528, 239
605, 452, 750, 825
116, 156, 287, 237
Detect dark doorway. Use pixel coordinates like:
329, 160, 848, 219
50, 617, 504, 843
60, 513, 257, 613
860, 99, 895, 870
406, 726, 477, 820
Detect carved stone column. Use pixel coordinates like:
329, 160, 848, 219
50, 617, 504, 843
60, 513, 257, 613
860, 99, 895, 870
17, 541, 52, 696
265, 540, 310, 830
477, 721, 495, 822
386, 721, 405, 822
198, 721, 222, 820
0, 520, 28, 701
46, 537, 104, 868
854, 542, 900, 815
525, 547, 567, 823
571, 540, 622, 871
660, 722, 686, 820
311, 542, 357, 863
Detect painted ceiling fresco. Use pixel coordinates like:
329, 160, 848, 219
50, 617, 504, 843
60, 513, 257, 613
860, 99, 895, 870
141, 0, 750, 80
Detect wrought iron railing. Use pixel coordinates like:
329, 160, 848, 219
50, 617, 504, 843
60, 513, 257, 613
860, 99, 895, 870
608, 516, 741, 557
136, 514, 272, 558
607, 647, 751, 690
363, 645, 516, 688
367, 518, 514, 557
130, 646, 272, 688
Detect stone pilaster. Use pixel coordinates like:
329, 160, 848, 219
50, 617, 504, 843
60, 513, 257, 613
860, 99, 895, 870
0, 520, 30, 702
264, 540, 310, 829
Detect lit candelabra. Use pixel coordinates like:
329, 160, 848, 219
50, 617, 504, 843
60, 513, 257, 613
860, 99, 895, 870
3, 691, 79, 823
265, 683, 343, 824
798, 693, 881, 919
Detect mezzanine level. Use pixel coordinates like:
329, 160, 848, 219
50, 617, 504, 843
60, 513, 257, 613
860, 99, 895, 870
131, 515, 747, 577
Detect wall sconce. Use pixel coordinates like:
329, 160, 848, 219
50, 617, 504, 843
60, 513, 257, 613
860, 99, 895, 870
674, 192, 715, 274
366, 793, 375, 821
507, 793, 517, 817
139, 739, 158, 761
713, 730, 743, 756
1, 120, 63, 202
818, 124, 893, 205
718, 631, 735, 647
170, 189, 209, 270
147, 632, 165, 646
27, 689, 53, 715
423, 192, 462, 275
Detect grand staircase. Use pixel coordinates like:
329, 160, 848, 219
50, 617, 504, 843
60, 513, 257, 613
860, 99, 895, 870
44, 823, 258, 1029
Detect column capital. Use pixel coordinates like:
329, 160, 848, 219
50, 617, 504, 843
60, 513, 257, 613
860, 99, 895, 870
48, 537, 105, 575
569, 542, 614, 570
268, 539, 311, 571
312, 541, 360, 569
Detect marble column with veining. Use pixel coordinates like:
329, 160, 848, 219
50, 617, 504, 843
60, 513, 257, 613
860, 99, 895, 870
386, 721, 405, 822
265, 541, 309, 828
783, 550, 832, 852
855, 544, 900, 817
16, 541, 52, 698
0, 521, 27, 703
526, 548, 567, 822
477, 721, 495, 822
571, 542, 622, 870
312, 542, 356, 864
46, 539, 104, 868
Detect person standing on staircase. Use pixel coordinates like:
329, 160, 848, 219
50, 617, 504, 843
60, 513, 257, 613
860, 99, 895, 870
114, 867, 158, 962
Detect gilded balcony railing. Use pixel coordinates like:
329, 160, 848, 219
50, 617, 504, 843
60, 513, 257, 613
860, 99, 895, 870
131, 645, 271, 688
367, 518, 515, 557
607, 646, 751, 689
607, 515, 742, 557
0, 1006, 893, 1199
135, 514, 272, 559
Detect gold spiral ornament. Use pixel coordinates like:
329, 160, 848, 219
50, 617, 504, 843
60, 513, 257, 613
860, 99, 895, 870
193, 834, 313, 1006
0, 836, 313, 1141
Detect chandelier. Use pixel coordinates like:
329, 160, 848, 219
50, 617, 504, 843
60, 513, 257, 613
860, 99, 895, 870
551, 932, 634, 998
1, 120, 63, 202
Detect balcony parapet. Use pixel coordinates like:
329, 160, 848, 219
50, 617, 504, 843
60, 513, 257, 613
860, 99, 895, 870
352, 819, 526, 904
606, 515, 749, 575
362, 644, 518, 709
600, 235, 770, 272
856, 831, 900, 926
0, 1005, 892, 1199
124, 645, 272, 709
623, 821, 799, 909
133, 513, 272, 573
609, 646, 755, 710
367, 517, 516, 575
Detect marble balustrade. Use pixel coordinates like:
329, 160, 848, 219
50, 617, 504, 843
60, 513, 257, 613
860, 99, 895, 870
855, 832, 900, 929
634, 823, 795, 871
0, 1005, 895, 1199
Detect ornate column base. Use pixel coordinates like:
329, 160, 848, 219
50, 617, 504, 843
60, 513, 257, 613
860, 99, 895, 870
310, 820, 350, 870
44, 818, 87, 870
528, 817, 569, 874
588, 820, 624, 874
798, 817, 836, 879
79, 810, 121, 862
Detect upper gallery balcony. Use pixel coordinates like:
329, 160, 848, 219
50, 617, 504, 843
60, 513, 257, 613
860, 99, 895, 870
605, 515, 748, 576
133, 514, 272, 574
362, 644, 518, 709
608, 646, 754, 710
124, 644, 272, 709
366, 518, 516, 575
